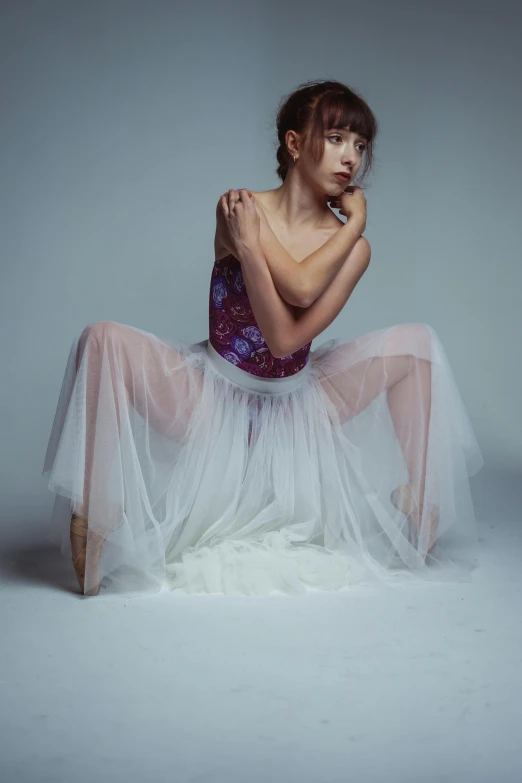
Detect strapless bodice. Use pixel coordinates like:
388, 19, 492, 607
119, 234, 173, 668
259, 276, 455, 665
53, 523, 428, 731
208, 254, 312, 378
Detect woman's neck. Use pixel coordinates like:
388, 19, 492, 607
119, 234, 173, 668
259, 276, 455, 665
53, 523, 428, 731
266, 178, 333, 233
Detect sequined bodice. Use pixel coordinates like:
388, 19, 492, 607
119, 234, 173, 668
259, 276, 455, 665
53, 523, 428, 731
208, 254, 312, 378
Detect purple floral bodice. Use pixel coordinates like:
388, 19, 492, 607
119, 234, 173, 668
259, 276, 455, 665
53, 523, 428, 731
208, 254, 312, 378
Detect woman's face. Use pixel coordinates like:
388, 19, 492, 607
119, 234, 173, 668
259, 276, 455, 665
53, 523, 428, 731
306, 126, 367, 197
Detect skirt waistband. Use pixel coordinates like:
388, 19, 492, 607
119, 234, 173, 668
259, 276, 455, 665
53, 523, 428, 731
204, 340, 311, 395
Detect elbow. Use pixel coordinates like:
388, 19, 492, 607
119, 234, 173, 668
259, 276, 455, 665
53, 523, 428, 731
298, 275, 326, 308
293, 274, 313, 309
271, 332, 304, 359
296, 286, 313, 309
269, 343, 288, 360
281, 286, 309, 309
269, 336, 292, 359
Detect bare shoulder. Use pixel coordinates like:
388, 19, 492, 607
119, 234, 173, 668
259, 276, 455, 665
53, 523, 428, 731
249, 190, 273, 214
249, 189, 272, 201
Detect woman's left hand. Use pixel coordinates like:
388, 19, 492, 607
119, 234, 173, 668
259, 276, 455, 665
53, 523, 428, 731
219, 189, 260, 257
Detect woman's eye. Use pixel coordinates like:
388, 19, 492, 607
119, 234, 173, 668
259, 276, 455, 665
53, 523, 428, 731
328, 135, 367, 152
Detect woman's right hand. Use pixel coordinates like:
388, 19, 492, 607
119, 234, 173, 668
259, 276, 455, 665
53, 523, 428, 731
220, 189, 260, 257
329, 185, 367, 233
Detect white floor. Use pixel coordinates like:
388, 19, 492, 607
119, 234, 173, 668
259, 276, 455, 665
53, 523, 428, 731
1, 466, 520, 783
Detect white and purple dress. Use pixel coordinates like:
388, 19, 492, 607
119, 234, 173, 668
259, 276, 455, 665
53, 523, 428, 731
42, 252, 484, 596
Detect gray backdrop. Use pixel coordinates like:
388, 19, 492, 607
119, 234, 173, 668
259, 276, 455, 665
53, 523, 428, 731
1, 0, 521, 525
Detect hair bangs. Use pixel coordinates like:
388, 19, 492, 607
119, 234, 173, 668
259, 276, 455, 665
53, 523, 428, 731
275, 79, 378, 183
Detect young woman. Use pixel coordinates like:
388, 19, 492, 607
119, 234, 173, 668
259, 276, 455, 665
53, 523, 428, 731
42, 79, 484, 596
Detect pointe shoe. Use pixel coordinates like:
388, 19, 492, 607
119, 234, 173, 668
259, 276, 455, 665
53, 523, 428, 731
390, 483, 440, 557
70, 513, 107, 596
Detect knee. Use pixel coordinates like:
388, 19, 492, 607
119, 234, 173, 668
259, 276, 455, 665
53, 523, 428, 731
79, 320, 123, 345
394, 322, 434, 361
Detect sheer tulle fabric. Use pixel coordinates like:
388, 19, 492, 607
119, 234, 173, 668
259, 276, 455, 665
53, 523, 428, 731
42, 320, 484, 596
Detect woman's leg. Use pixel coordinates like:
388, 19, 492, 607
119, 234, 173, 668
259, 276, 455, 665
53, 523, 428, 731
387, 355, 431, 511
319, 323, 432, 509
72, 321, 204, 520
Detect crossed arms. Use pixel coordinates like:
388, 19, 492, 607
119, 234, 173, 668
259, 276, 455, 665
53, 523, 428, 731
215, 194, 371, 358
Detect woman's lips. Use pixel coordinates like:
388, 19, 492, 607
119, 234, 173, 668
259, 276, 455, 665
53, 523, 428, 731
334, 173, 350, 183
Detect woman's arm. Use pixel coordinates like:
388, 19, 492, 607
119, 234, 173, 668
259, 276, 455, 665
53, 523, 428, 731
215, 192, 363, 308
235, 242, 299, 359
235, 237, 371, 360
255, 201, 363, 308
214, 192, 369, 360
277, 237, 371, 357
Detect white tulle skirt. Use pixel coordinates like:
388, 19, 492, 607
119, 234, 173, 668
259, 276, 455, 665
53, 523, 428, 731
42, 320, 484, 596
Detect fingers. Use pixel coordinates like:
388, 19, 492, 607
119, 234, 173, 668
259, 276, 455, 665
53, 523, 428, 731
221, 189, 242, 217
226, 188, 252, 208
238, 188, 254, 207
226, 188, 238, 212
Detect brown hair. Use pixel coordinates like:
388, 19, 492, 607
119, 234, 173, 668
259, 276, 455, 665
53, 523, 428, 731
273, 79, 379, 186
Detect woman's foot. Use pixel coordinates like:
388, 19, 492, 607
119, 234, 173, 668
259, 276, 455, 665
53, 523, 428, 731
390, 482, 439, 557
70, 513, 107, 595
